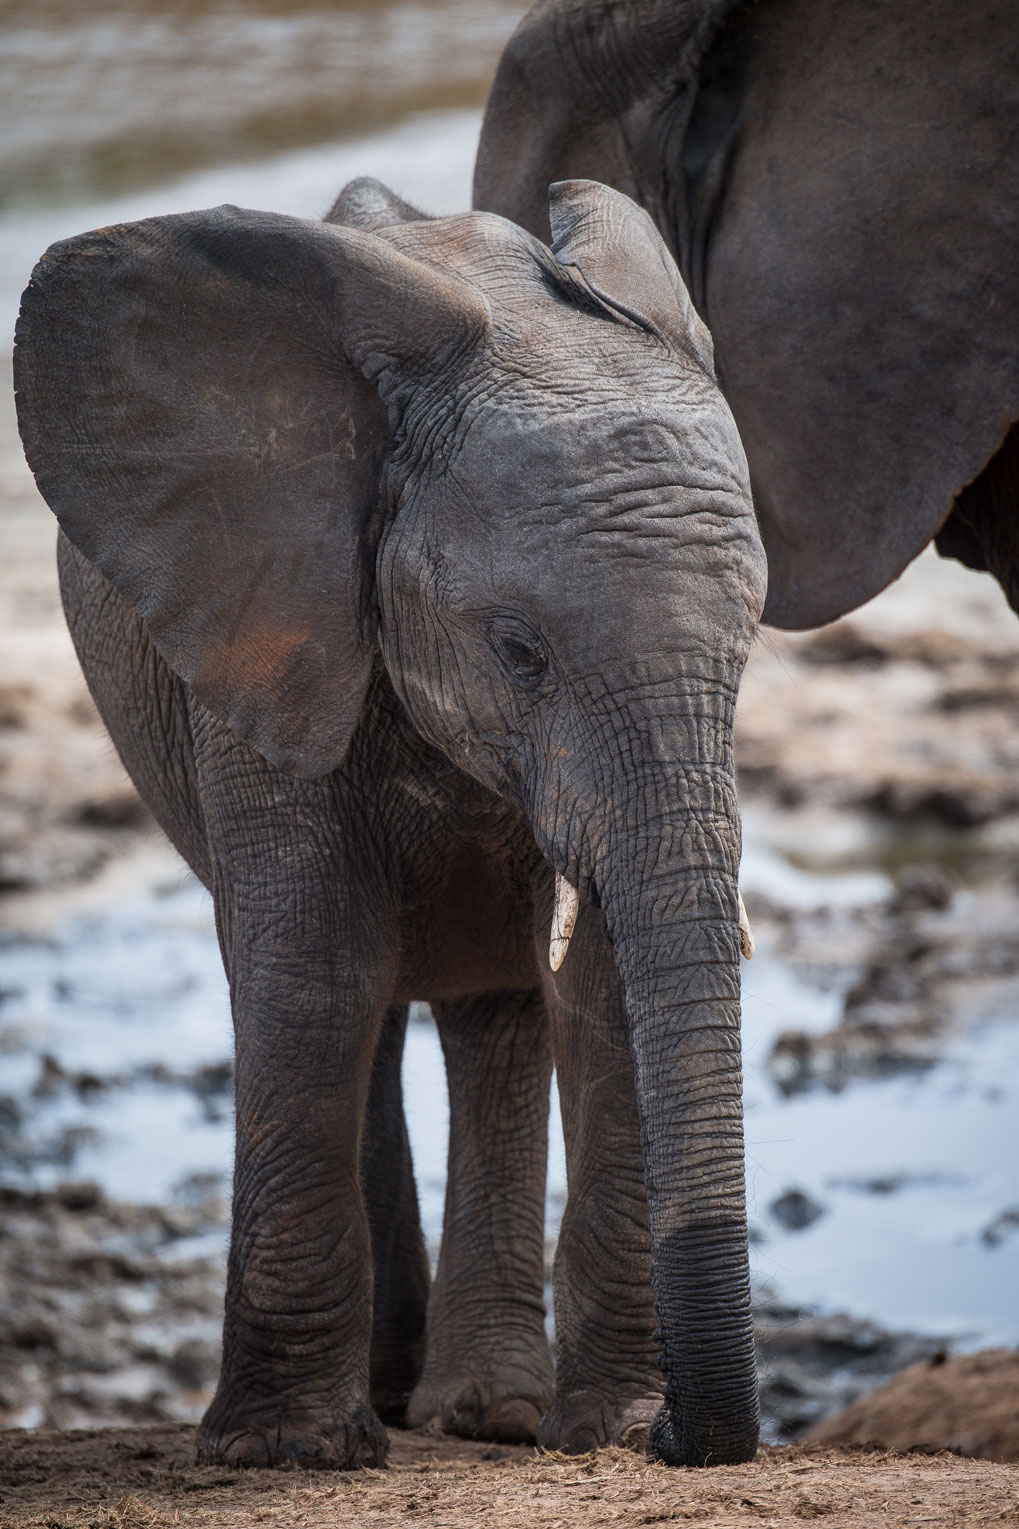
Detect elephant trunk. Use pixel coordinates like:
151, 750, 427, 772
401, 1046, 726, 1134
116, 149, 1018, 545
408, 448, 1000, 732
595, 744, 758, 1465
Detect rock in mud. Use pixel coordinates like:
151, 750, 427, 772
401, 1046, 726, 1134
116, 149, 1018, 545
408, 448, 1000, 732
768, 1015, 944, 1096
980, 1207, 1019, 1248
889, 865, 954, 913
755, 1300, 947, 1441
768, 1189, 826, 1232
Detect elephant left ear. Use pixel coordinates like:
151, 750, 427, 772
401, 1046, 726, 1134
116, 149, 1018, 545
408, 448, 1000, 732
548, 179, 714, 372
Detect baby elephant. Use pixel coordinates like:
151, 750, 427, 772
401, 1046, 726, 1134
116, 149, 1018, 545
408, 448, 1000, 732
15, 177, 765, 1468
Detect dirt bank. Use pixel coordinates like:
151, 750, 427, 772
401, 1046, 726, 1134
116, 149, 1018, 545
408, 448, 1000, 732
2, 1425, 1019, 1529
807, 1349, 1019, 1463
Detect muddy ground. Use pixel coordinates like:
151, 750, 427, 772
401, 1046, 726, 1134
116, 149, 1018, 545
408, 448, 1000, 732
2, 1426, 1019, 1529
0, 1176, 949, 1442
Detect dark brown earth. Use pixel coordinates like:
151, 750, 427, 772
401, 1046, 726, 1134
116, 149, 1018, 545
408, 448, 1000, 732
2, 1425, 1019, 1529
806, 1350, 1019, 1464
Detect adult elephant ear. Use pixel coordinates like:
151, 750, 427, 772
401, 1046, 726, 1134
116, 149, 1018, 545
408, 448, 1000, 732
548, 180, 714, 373
14, 205, 489, 776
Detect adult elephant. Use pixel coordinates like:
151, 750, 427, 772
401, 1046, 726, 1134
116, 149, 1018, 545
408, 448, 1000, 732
16, 178, 765, 1467
474, 0, 1019, 629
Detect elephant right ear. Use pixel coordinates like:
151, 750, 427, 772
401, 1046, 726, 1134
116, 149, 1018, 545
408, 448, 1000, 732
548, 180, 715, 373
14, 206, 488, 777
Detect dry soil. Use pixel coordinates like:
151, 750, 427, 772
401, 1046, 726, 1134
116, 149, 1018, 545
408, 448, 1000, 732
2, 1425, 1019, 1529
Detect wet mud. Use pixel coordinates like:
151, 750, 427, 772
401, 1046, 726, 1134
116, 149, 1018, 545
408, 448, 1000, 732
0, 1177, 947, 1442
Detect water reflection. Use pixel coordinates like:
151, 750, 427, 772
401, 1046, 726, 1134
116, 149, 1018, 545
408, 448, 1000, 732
2, 849, 1017, 1351
0, 0, 525, 210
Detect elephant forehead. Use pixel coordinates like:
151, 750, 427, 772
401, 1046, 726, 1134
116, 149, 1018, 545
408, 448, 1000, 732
408, 415, 760, 624
449, 391, 752, 518
386, 207, 550, 284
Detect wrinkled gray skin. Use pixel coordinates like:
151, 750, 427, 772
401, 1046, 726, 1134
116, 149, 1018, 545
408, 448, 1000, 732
474, 0, 1019, 628
15, 177, 765, 1469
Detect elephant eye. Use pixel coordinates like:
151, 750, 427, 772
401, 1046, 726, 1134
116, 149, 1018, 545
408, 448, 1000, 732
490, 618, 548, 686
504, 637, 546, 679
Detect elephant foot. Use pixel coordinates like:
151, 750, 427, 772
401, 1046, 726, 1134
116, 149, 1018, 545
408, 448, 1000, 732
370, 1341, 425, 1427
537, 1389, 663, 1456
197, 1403, 389, 1470
370, 1380, 414, 1428
406, 1371, 549, 1444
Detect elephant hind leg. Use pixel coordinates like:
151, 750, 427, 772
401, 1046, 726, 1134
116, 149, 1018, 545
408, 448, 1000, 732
406, 989, 554, 1444
935, 416, 1019, 614
362, 1004, 430, 1425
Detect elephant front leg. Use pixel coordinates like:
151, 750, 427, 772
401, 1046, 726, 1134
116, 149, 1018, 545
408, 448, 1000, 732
406, 989, 555, 1443
193, 725, 394, 1470
540, 902, 662, 1454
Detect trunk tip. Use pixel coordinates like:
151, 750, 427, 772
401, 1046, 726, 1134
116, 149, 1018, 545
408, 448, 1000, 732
649, 1403, 760, 1468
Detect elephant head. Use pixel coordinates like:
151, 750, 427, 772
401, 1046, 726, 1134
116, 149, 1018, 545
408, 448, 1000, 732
15, 177, 766, 1464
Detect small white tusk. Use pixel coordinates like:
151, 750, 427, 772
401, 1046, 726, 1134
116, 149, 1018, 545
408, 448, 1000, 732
549, 871, 579, 971
737, 890, 755, 960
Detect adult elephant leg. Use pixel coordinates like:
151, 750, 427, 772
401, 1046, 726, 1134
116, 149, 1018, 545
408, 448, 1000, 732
362, 1004, 430, 1424
407, 990, 554, 1443
192, 708, 394, 1470
539, 896, 662, 1454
